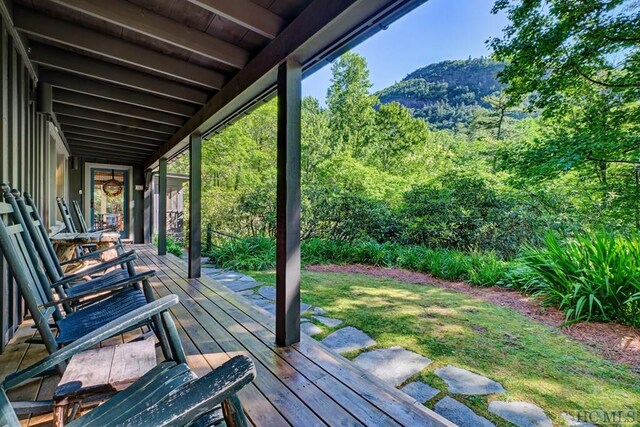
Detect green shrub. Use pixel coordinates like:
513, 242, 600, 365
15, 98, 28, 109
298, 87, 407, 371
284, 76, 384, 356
468, 251, 511, 286
208, 237, 276, 271
400, 171, 539, 256
152, 235, 184, 257
522, 231, 640, 326
211, 237, 512, 287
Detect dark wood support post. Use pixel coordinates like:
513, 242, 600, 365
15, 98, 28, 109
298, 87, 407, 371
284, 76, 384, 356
158, 157, 167, 255
275, 59, 301, 346
188, 133, 202, 278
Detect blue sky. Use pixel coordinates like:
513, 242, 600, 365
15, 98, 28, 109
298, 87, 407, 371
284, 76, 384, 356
302, 0, 510, 104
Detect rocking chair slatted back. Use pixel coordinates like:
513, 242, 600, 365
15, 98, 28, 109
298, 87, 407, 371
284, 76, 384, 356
56, 197, 77, 233
0, 193, 61, 355
72, 200, 90, 233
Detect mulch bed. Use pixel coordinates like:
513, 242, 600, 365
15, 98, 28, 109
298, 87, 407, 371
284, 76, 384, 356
306, 264, 640, 371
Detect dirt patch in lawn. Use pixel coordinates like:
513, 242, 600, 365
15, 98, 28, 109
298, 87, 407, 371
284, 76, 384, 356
306, 264, 640, 370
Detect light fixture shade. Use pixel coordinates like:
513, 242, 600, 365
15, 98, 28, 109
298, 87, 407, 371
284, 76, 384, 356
102, 170, 123, 197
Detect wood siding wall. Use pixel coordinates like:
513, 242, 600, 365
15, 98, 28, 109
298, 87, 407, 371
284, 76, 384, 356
0, 17, 52, 351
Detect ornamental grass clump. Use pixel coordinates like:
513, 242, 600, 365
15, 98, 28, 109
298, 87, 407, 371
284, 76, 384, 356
523, 231, 640, 326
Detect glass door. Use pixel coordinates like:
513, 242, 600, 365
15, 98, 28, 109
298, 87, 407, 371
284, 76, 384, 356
90, 168, 129, 237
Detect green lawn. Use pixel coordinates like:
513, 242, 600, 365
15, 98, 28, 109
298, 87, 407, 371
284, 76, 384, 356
247, 270, 640, 426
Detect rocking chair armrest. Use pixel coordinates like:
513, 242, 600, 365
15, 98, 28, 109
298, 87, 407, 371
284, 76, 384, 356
92, 226, 119, 233
44, 271, 156, 307
54, 252, 136, 286
124, 355, 256, 426
59, 243, 124, 265
3, 295, 179, 389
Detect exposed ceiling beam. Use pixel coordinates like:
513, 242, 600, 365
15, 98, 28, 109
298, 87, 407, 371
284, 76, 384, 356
185, 0, 285, 39
53, 88, 185, 126
30, 43, 210, 105
14, 7, 226, 90
54, 104, 179, 135
40, 70, 197, 118
63, 133, 160, 151
68, 142, 147, 156
60, 125, 165, 146
67, 142, 156, 158
146, 0, 428, 169
68, 145, 146, 161
56, 116, 168, 141
47, 0, 250, 68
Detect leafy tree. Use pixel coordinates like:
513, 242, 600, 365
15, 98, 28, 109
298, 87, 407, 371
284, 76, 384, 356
490, 0, 639, 113
301, 97, 331, 179
326, 52, 378, 156
490, 0, 640, 229
369, 102, 429, 170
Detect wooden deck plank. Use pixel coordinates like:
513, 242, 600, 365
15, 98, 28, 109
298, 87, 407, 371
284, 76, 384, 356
137, 250, 325, 426
1, 244, 451, 427
153, 261, 396, 427
135, 252, 290, 426
135, 245, 450, 427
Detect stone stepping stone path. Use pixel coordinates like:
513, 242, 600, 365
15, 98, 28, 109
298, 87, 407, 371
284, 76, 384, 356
352, 346, 432, 386
312, 315, 343, 327
301, 322, 323, 336
254, 286, 311, 312
488, 401, 552, 427
222, 280, 258, 292
435, 396, 495, 427
322, 327, 376, 354
435, 365, 505, 395
203, 265, 558, 427
400, 381, 439, 403
211, 272, 245, 282
258, 286, 276, 300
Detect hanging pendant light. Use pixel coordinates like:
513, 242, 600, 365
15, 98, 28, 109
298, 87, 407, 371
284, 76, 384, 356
102, 169, 123, 197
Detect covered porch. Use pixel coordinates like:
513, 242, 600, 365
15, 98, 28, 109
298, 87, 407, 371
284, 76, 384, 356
1, 245, 450, 426
0, 0, 451, 424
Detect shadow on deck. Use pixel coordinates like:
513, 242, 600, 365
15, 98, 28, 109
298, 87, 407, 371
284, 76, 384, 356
1, 244, 451, 426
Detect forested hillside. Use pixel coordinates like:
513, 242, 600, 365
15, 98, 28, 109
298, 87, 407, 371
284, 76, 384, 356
377, 58, 505, 128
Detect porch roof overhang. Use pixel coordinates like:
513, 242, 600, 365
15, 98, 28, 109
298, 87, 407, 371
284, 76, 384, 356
4, 0, 427, 168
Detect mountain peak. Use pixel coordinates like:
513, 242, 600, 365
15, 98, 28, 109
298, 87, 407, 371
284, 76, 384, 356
377, 58, 504, 129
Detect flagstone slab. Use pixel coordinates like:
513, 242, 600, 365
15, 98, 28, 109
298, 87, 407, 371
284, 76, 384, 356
258, 286, 276, 300
435, 396, 495, 427
300, 302, 311, 313
313, 315, 343, 328
211, 272, 245, 281
313, 307, 327, 315
301, 322, 323, 336
238, 275, 257, 282
488, 401, 552, 427
321, 327, 376, 354
435, 365, 505, 395
400, 381, 440, 403
225, 280, 260, 292
261, 304, 276, 315
237, 289, 255, 296
352, 346, 432, 386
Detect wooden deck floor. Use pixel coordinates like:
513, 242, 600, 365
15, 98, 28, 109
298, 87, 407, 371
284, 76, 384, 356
1, 244, 451, 426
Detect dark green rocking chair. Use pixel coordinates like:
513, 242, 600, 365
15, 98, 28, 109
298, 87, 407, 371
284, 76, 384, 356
0, 193, 174, 360
0, 296, 256, 426
8, 188, 148, 313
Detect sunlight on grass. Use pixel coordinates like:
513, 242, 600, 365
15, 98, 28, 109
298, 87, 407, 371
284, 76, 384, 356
248, 269, 640, 426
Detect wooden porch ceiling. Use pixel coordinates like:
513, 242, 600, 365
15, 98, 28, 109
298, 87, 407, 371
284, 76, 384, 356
9, 0, 427, 167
